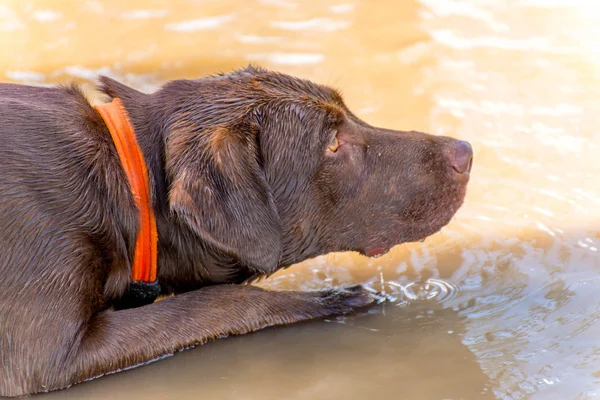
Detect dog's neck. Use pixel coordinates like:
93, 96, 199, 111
98, 78, 170, 213
98, 78, 252, 290
97, 77, 328, 291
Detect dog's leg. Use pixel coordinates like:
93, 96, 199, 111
46, 284, 372, 395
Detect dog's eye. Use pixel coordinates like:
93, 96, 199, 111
327, 133, 340, 152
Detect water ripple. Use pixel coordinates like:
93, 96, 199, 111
367, 278, 462, 304
165, 15, 234, 32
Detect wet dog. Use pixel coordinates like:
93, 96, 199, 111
0, 66, 472, 396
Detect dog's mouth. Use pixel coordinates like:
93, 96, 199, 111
361, 191, 467, 259
363, 246, 392, 258
362, 234, 430, 258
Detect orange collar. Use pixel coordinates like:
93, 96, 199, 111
95, 98, 158, 285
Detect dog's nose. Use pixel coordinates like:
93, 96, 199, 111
449, 140, 473, 174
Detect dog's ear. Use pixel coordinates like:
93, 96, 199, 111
166, 122, 282, 272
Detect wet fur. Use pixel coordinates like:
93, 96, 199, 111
0, 66, 469, 396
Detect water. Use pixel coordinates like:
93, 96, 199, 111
2, 0, 599, 398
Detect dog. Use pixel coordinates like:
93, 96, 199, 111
0, 66, 472, 396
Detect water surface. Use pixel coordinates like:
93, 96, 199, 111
2, 0, 599, 398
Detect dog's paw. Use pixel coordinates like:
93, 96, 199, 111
313, 284, 376, 315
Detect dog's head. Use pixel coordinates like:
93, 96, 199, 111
106, 66, 472, 274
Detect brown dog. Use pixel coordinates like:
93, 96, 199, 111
0, 66, 472, 396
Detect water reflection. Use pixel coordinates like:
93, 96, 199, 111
46, 304, 494, 400
262, 226, 600, 398
3, 0, 600, 398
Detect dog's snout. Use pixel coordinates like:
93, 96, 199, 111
448, 140, 473, 174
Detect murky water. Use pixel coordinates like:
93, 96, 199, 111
2, 0, 599, 398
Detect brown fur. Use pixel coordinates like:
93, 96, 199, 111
0, 66, 472, 396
